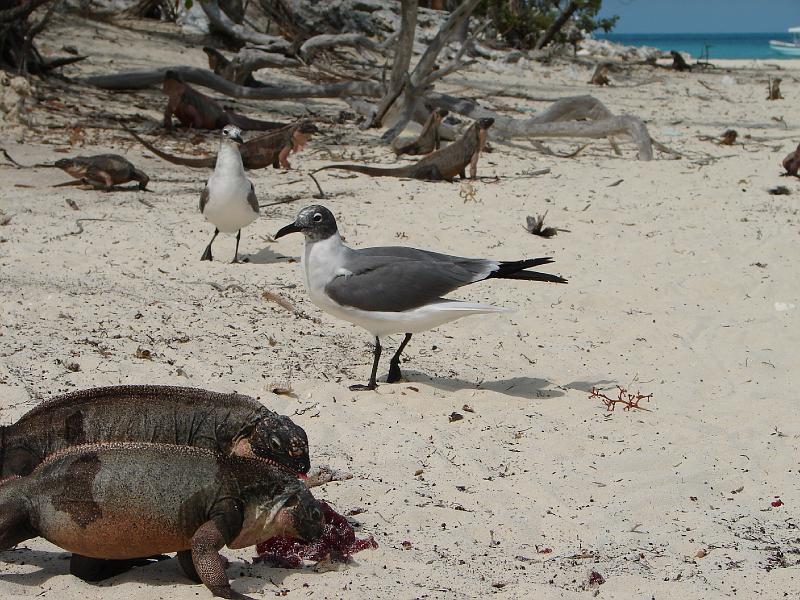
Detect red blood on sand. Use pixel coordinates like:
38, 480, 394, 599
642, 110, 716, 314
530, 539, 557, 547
255, 500, 377, 568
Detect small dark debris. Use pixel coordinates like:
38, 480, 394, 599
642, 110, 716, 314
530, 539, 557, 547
525, 212, 567, 238
751, 262, 767, 268
66, 199, 79, 211
65, 362, 81, 372
462, 404, 475, 413
768, 186, 791, 195
588, 570, 605, 586
719, 129, 738, 145
134, 347, 152, 360
449, 412, 464, 422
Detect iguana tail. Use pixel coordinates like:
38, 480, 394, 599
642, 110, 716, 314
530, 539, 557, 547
126, 130, 215, 169
312, 164, 412, 178
487, 257, 568, 284
226, 113, 286, 132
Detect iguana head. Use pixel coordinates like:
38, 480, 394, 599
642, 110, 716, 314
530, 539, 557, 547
292, 121, 318, 152
54, 158, 85, 178
230, 471, 324, 548
248, 414, 311, 476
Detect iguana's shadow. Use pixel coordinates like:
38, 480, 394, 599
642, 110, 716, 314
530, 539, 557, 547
0, 549, 295, 589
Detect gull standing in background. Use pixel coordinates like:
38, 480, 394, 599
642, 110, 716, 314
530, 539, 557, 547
275, 205, 568, 391
199, 125, 259, 263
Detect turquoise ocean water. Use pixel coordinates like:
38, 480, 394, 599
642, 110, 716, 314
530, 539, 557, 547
598, 32, 799, 60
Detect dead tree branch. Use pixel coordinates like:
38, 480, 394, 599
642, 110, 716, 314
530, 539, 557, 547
299, 33, 382, 62
199, 0, 289, 51
83, 66, 383, 99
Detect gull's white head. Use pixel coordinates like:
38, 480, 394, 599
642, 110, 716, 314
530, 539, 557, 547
221, 124, 244, 145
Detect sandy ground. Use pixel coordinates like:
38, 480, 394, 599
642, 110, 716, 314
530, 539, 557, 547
1, 14, 800, 600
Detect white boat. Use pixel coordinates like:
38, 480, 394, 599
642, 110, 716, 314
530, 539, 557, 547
770, 27, 800, 56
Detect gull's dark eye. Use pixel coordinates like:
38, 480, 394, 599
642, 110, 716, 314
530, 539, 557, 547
312, 213, 322, 222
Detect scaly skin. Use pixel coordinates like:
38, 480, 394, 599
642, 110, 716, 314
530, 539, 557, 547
162, 71, 283, 132
0, 443, 324, 600
314, 118, 493, 182
393, 109, 448, 157
128, 121, 318, 170
782, 143, 800, 177
54, 154, 149, 190
0, 384, 311, 478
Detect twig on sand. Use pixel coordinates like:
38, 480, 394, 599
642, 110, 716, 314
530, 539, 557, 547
589, 386, 652, 412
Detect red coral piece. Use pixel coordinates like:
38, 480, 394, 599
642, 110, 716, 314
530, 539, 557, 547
589, 386, 653, 412
254, 500, 377, 567
772, 499, 783, 507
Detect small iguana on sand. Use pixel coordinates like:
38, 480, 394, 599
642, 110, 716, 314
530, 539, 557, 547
162, 70, 283, 132
781, 142, 800, 177
0, 384, 311, 478
127, 120, 318, 170
313, 117, 493, 185
0, 442, 324, 600
393, 108, 449, 157
48, 155, 148, 190
1, 150, 147, 190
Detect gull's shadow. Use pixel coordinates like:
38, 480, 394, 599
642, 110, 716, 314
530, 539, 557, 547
0, 548, 294, 590
402, 371, 565, 400
246, 247, 294, 265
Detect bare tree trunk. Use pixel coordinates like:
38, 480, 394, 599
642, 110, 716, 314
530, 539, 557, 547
365, 0, 418, 129
534, 0, 578, 50
199, 0, 288, 51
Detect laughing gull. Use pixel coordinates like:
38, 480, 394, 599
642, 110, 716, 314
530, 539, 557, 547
275, 205, 568, 391
200, 125, 259, 263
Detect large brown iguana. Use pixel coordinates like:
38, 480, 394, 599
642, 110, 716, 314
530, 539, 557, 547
162, 70, 283, 132
312, 118, 494, 188
0, 384, 311, 479
127, 120, 318, 170
393, 108, 449, 157
0, 442, 324, 600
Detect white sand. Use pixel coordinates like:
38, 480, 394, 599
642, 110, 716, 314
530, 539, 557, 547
0, 15, 799, 600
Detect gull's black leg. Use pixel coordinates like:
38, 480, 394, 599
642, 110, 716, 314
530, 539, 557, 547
201, 228, 219, 261
350, 337, 381, 391
387, 333, 412, 383
231, 230, 242, 263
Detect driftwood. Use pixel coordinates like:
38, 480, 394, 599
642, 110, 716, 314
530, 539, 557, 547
299, 33, 382, 62
203, 47, 299, 86
767, 76, 783, 100
427, 93, 653, 160
199, 0, 288, 52
365, 0, 418, 129
83, 67, 382, 98
382, 0, 482, 142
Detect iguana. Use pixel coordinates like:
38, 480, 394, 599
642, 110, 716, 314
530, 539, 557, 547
0, 384, 311, 478
54, 155, 150, 190
162, 70, 283, 132
0, 442, 324, 600
312, 118, 493, 187
127, 120, 318, 170
0, 150, 149, 190
393, 108, 449, 157
782, 142, 800, 177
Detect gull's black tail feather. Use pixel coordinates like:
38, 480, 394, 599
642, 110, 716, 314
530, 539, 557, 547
488, 258, 567, 284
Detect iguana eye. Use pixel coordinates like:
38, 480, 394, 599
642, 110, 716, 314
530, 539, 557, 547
269, 436, 282, 451
312, 213, 322, 222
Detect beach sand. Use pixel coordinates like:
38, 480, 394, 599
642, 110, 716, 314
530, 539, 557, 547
0, 15, 799, 600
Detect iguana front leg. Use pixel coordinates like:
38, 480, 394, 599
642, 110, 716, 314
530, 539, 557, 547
191, 520, 253, 600
468, 150, 480, 179
163, 97, 179, 131
278, 144, 292, 169
0, 490, 36, 551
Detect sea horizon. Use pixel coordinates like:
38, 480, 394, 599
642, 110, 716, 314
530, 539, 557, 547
597, 31, 799, 60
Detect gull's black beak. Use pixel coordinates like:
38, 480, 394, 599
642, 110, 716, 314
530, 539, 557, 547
232, 133, 244, 145
275, 222, 300, 239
